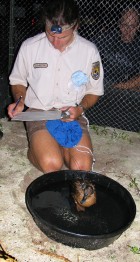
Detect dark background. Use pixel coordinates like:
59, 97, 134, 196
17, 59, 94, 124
0, 0, 139, 132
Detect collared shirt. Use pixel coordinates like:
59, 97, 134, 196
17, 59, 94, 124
9, 32, 104, 110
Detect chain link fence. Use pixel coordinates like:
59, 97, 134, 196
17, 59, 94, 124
0, 0, 139, 132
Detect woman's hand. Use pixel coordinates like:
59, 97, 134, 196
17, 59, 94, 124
8, 85, 26, 118
7, 100, 24, 119
61, 106, 83, 122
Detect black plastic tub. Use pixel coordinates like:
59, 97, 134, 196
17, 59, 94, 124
25, 170, 136, 250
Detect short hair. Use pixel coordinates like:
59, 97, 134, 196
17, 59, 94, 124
41, 0, 79, 26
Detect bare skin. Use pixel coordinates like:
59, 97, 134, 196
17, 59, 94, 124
8, 85, 26, 118
8, 91, 97, 172
8, 26, 99, 173
113, 75, 140, 91
114, 9, 140, 91
27, 128, 93, 173
119, 9, 139, 44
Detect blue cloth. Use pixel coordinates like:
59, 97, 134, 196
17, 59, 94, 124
46, 120, 82, 148
71, 70, 89, 87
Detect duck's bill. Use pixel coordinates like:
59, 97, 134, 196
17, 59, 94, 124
11, 110, 70, 121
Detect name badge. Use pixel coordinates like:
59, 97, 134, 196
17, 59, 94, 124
33, 63, 48, 68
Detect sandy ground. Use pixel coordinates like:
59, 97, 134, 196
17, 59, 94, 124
0, 118, 140, 262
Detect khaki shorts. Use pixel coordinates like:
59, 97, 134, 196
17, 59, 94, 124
25, 109, 89, 143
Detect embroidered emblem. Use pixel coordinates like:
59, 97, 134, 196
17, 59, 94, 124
91, 61, 100, 80
33, 63, 48, 68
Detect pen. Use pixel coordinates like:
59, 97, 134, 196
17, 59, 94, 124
12, 96, 22, 112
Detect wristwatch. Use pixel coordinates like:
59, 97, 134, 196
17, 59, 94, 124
78, 104, 86, 115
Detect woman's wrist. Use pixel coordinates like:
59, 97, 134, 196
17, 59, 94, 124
78, 104, 86, 115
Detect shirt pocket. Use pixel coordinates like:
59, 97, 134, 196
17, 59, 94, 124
61, 79, 86, 103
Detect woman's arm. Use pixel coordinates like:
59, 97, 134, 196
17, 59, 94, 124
8, 84, 26, 118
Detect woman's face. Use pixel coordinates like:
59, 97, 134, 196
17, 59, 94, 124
45, 26, 75, 51
119, 11, 139, 43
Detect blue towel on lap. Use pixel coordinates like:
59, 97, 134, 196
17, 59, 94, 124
46, 120, 82, 148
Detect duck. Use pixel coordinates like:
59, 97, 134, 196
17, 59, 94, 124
71, 179, 96, 212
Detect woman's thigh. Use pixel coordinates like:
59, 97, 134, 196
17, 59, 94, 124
64, 129, 93, 171
30, 130, 63, 158
26, 120, 64, 172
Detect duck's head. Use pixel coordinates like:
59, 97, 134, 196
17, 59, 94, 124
71, 179, 96, 212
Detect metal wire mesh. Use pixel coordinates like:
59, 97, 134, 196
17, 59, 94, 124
0, 0, 139, 131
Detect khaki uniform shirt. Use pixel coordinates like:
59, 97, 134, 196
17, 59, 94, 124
9, 32, 104, 110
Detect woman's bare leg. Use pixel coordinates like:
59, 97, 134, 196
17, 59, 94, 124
27, 129, 64, 173
64, 132, 93, 171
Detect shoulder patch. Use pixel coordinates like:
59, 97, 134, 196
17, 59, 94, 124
91, 61, 100, 80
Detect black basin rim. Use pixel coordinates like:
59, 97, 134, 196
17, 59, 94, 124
25, 170, 136, 240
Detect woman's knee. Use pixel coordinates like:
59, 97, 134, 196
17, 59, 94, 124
38, 154, 64, 173
69, 156, 93, 171
28, 149, 64, 173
